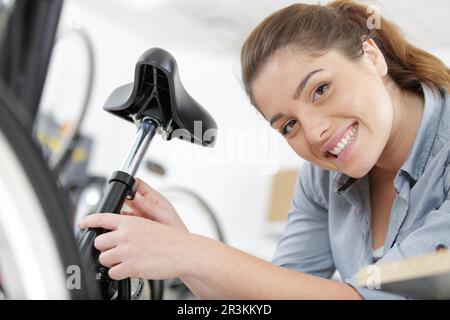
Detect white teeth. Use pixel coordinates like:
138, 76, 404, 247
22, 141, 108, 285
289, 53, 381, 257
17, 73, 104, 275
328, 124, 358, 156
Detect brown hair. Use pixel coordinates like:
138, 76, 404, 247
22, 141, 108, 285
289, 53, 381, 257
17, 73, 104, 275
241, 0, 450, 108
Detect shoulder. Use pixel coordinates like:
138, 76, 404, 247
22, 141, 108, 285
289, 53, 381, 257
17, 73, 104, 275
425, 89, 450, 192
295, 161, 333, 209
436, 89, 450, 140
422, 138, 450, 198
431, 88, 450, 190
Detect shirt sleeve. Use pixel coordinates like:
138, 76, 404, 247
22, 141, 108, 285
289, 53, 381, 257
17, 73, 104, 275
345, 192, 450, 299
272, 161, 336, 279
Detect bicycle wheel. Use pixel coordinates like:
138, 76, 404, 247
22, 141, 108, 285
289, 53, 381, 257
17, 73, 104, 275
35, 28, 95, 175
0, 84, 94, 299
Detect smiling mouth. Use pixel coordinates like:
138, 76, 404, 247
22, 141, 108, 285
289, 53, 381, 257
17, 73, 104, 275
324, 123, 358, 159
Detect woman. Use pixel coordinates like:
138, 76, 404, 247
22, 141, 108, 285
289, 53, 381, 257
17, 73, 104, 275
80, 0, 450, 299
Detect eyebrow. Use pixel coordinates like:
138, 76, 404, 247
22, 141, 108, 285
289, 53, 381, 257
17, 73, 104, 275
269, 68, 324, 128
269, 113, 285, 127
292, 69, 324, 100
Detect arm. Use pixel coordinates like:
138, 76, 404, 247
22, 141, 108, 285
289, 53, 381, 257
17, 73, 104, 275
185, 162, 350, 299
183, 233, 362, 300
179, 275, 229, 300
271, 162, 336, 278
183, 162, 360, 299
121, 178, 228, 299
80, 167, 359, 299
80, 211, 361, 299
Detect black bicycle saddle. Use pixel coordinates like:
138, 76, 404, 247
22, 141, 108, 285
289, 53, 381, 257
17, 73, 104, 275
104, 48, 217, 147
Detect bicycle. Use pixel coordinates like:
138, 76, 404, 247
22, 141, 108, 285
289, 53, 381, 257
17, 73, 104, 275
0, 0, 93, 299
77, 47, 218, 299
0, 0, 218, 300
35, 17, 223, 302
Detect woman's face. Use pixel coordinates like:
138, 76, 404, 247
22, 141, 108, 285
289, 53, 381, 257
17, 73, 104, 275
251, 41, 393, 178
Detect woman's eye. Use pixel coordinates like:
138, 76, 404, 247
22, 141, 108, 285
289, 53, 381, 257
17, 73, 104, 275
281, 119, 297, 136
313, 83, 329, 101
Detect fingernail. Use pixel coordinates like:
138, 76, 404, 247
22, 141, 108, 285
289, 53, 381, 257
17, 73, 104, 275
134, 179, 141, 190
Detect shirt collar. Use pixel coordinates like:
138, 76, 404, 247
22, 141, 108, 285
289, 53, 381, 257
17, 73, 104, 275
333, 83, 445, 194
398, 83, 445, 181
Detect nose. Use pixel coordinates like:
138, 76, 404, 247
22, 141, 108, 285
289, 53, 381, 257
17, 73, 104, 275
301, 114, 331, 145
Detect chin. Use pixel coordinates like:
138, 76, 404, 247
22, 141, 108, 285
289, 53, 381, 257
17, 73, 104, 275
346, 170, 368, 179
345, 159, 376, 178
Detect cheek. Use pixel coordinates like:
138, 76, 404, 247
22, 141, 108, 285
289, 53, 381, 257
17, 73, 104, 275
338, 76, 393, 136
287, 135, 314, 160
344, 90, 394, 176
360, 87, 394, 141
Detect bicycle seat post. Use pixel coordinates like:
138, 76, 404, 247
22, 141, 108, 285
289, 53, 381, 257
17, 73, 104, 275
120, 117, 159, 177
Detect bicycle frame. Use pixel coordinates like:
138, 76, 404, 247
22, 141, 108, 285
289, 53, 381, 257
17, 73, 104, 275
0, 0, 63, 132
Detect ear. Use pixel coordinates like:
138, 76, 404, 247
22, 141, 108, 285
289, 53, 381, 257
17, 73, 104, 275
362, 38, 388, 77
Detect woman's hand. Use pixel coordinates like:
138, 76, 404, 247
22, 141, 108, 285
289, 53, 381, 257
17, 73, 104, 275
78, 213, 195, 280
123, 178, 188, 232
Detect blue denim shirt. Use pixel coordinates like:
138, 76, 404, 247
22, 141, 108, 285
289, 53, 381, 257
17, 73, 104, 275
272, 83, 450, 299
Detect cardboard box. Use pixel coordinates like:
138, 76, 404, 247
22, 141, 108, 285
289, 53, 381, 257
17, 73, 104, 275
266, 168, 299, 222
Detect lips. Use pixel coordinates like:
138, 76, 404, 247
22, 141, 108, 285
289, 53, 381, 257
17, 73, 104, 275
320, 122, 358, 156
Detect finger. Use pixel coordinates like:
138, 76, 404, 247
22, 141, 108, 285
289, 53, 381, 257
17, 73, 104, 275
120, 210, 145, 219
134, 177, 159, 197
125, 193, 155, 219
108, 263, 130, 281
130, 178, 172, 222
120, 210, 134, 216
94, 231, 118, 251
78, 213, 124, 230
123, 198, 145, 217
130, 191, 164, 220
98, 248, 121, 268
122, 199, 147, 218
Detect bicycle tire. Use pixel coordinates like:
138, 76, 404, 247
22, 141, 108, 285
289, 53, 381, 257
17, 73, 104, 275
0, 83, 97, 299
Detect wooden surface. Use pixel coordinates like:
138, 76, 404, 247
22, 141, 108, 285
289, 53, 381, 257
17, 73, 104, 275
356, 251, 450, 299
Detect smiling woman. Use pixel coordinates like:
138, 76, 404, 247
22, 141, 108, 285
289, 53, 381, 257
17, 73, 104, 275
80, 0, 450, 300
240, 0, 450, 299
241, 0, 449, 178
